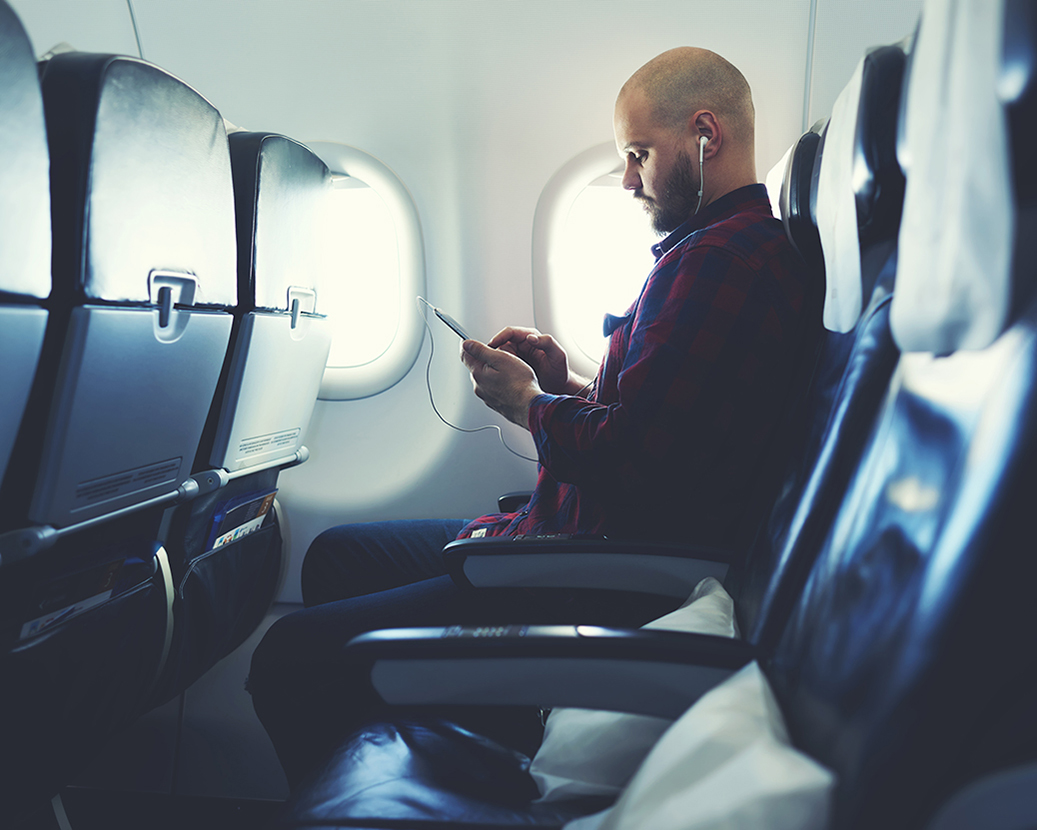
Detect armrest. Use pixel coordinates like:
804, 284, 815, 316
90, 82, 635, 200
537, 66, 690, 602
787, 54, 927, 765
444, 536, 734, 599
346, 625, 758, 719
497, 491, 533, 512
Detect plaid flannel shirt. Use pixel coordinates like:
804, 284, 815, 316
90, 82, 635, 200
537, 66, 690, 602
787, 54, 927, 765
459, 184, 813, 545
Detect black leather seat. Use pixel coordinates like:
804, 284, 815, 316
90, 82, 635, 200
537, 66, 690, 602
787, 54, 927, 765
735, 40, 907, 652
771, 2, 1037, 825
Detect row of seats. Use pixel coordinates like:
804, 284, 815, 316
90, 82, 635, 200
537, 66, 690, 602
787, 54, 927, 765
270, 1, 1037, 828
0, 1, 334, 823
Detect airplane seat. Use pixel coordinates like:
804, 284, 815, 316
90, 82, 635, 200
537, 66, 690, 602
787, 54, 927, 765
0, 0, 50, 497
15, 52, 237, 532
212, 131, 332, 477
734, 39, 908, 649
768, 0, 1037, 825
151, 132, 333, 705
0, 41, 236, 824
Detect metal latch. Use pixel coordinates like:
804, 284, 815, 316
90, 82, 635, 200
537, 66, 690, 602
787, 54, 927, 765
149, 271, 199, 342
150, 271, 198, 326
287, 286, 317, 329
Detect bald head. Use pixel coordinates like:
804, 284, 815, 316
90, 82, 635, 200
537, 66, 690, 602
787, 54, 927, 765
619, 47, 755, 151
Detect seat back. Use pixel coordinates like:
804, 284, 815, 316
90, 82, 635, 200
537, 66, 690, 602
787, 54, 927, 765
0, 36, 249, 821
0, 48, 247, 814
0, 0, 50, 491
733, 42, 907, 648
13, 53, 237, 530
769, 3, 1037, 826
148, 133, 332, 705
205, 131, 333, 473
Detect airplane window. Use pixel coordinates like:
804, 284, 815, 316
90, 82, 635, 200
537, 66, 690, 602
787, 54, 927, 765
533, 144, 657, 378
323, 176, 400, 368
307, 142, 426, 400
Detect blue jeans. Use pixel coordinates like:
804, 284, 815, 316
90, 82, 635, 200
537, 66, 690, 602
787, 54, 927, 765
249, 519, 675, 788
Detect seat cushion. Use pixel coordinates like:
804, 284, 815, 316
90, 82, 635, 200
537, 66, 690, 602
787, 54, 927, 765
274, 720, 609, 829
564, 663, 833, 830
530, 577, 739, 801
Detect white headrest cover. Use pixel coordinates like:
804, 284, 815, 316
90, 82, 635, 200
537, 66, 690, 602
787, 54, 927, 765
892, 0, 1013, 353
765, 144, 792, 220
816, 58, 865, 333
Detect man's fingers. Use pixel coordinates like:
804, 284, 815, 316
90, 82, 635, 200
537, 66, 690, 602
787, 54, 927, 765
528, 332, 556, 353
460, 339, 500, 371
488, 326, 541, 350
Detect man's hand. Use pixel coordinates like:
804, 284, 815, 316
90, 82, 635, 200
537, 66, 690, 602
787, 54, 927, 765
460, 339, 543, 429
487, 327, 591, 396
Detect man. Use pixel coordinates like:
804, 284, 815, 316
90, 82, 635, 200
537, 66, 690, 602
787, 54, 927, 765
453, 45, 796, 547
249, 47, 816, 787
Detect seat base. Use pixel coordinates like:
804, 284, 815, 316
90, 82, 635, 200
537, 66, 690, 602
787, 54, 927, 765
273, 720, 610, 830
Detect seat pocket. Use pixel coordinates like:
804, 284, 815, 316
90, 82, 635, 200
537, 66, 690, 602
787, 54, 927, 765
0, 548, 168, 820
153, 517, 282, 704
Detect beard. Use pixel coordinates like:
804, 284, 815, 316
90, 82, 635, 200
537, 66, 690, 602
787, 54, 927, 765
637, 149, 700, 236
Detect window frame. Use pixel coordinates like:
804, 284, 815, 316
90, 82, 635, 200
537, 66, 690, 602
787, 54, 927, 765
307, 141, 426, 401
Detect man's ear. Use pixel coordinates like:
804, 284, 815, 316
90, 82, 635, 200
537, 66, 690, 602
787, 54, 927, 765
691, 110, 721, 158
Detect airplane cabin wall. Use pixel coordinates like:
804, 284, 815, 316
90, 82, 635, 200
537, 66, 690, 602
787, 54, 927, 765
11, 0, 922, 604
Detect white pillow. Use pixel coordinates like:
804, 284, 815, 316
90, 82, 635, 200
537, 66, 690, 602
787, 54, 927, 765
564, 662, 834, 830
530, 576, 740, 801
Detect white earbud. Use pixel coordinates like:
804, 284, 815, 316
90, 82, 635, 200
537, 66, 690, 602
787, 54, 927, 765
695, 135, 707, 214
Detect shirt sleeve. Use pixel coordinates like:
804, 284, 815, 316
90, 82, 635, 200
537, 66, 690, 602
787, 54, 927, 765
526, 241, 790, 510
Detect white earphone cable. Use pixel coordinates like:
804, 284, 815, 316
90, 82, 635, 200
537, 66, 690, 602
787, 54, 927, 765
695, 134, 706, 215
416, 297, 539, 463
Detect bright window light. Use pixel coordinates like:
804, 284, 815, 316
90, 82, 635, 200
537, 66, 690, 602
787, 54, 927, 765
307, 142, 425, 401
323, 177, 401, 368
533, 144, 658, 377
553, 176, 657, 364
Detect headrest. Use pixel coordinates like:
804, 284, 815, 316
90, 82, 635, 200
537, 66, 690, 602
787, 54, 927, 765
816, 59, 865, 334
891, 0, 1015, 353
777, 119, 825, 274
764, 145, 789, 220
895, 21, 921, 179
0, 0, 50, 300
853, 45, 908, 248
40, 53, 236, 307
229, 132, 333, 313
816, 42, 908, 334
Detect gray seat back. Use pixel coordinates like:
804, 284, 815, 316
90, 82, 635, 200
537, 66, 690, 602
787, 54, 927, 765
206, 132, 333, 473
0, 0, 50, 490
26, 53, 237, 528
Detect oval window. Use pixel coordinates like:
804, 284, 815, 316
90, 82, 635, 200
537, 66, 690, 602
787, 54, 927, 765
532, 143, 658, 378
307, 142, 425, 400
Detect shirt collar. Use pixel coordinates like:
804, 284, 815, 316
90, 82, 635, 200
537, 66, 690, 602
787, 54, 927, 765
651, 183, 771, 260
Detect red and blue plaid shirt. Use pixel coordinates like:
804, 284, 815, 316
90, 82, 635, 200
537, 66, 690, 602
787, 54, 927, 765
459, 184, 813, 545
